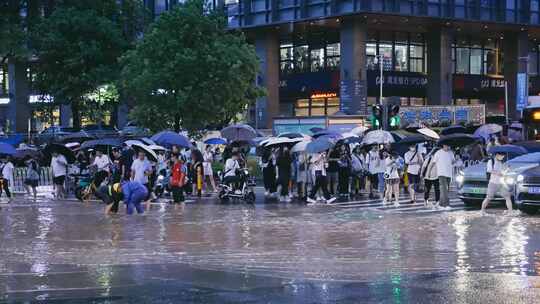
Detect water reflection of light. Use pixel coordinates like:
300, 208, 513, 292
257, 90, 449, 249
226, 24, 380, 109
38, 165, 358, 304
31, 207, 54, 279
93, 266, 114, 295
452, 217, 470, 274
499, 218, 529, 276
241, 209, 251, 249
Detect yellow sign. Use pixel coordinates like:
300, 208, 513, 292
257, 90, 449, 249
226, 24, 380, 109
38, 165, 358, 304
310, 92, 337, 99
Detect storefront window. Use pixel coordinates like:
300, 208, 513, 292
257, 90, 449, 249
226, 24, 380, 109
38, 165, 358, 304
327, 98, 340, 115
295, 99, 310, 116
379, 43, 393, 71
311, 98, 326, 116
326, 43, 340, 69
366, 43, 377, 70
294, 97, 341, 117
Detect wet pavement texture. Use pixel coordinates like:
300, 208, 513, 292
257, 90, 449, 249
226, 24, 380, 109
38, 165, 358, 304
1, 191, 540, 303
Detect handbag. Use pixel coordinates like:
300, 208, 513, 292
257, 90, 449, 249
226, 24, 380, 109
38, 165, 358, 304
414, 180, 425, 193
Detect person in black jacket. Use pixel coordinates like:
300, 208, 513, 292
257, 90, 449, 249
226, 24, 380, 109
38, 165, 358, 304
261, 148, 277, 197
276, 147, 292, 203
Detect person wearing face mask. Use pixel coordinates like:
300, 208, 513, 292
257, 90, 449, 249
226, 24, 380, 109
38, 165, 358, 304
481, 152, 513, 214
404, 144, 423, 204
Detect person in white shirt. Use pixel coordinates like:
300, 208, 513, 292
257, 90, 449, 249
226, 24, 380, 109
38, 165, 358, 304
420, 151, 440, 207
428, 144, 455, 208
481, 152, 513, 213
131, 151, 152, 204
306, 152, 336, 204
51, 152, 68, 199
383, 152, 400, 206
367, 146, 385, 199
404, 145, 424, 203
0, 157, 14, 201
92, 150, 111, 187
202, 145, 217, 193
224, 152, 241, 190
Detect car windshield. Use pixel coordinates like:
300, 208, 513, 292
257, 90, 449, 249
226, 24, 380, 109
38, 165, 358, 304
508, 152, 540, 164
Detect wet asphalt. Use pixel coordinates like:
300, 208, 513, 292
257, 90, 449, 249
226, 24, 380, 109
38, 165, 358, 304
1, 189, 540, 303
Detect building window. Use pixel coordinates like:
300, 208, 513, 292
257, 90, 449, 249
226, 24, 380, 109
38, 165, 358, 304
366, 31, 426, 73
452, 37, 503, 75
529, 43, 539, 76
279, 35, 341, 75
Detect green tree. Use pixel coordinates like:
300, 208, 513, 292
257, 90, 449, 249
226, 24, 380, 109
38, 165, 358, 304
120, 0, 263, 134
0, 1, 28, 64
31, 0, 146, 128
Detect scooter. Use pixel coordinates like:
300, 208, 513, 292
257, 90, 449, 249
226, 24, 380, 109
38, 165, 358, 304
218, 168, 256, 203
154, 169, 170, 198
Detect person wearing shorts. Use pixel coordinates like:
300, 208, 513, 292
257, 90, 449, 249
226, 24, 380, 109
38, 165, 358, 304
404, 145, 423, 203
481, 152, 513, 214
51, 152, 68, 199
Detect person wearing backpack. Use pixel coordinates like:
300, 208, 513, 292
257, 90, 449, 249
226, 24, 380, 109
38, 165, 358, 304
404, 145, 424, 204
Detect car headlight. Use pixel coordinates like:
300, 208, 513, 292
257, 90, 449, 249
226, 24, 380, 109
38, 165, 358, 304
456, 174, 465, 184
504, 176, 516, 185
517, 174, 524, 183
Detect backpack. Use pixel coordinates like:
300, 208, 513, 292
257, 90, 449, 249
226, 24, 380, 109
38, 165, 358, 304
351, 154, 363, 173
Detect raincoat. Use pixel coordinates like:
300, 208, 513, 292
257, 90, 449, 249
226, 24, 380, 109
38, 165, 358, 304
121, 181, 148, 214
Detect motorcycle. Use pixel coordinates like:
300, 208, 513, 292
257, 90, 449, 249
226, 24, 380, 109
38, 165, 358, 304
218, 168, 256, 203
72, 173, 93, 201
154, 169, 170, 198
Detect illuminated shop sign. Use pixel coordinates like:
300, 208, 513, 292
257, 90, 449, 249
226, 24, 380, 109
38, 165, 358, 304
310, 92, 337, 98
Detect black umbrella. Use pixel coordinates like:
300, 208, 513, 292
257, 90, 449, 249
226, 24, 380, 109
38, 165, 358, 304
278, 132, 305, 139
14, 147, 40, 160
43, 143, 76, 163
437, 133, 478, 148
441, 125, 467, 136
59, 131, 95, 144
391, 135, 429, 156
81, 138, 123, 150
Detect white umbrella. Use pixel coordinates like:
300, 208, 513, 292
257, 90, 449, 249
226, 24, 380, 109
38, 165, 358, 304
65, 142, 80, 149
474, 123, 503, 141
131, 143, 158, 162
361, 130, 395, 145
148, 144, 167, 151
263, 137, 302, 147
417, 128, 440, 140
342, 132, 359, 139
351, 126, 369, 136
124, 139, 143, 147
291, 139, 311, 153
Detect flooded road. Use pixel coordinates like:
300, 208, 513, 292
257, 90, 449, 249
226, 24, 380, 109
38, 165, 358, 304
1, 195, 540, 303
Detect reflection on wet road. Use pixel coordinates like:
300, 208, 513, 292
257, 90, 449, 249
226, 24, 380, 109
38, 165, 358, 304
1, 196, 540, 303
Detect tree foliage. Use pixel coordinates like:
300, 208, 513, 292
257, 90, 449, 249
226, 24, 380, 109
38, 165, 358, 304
31, 0, 146, 128
120, 0, 264, 134
0, 0, 30, 64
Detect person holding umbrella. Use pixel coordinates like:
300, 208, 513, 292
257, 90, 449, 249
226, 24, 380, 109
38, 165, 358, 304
420, 150, 440, 207
276, 147, 293, 203
481, 152, 514, 214
366, 145, 385, 199
382, 151, 400, 206
24, 157, 40, 199
51, 151, 68, 199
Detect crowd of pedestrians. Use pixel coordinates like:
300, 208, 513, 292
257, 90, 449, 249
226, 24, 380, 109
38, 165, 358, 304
259, 135, 506, 208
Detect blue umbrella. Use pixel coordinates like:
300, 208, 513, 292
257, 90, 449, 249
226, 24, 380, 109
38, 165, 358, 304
310, 127, 324, 134
220, 124, 257, 142
204, 137, 227, 145
0, 134, 24, 146
312, 130, 342, 139
488, 144, 528, 156
0, 142, 16, 155
474, 124, 503, 141
306, 136, 335, 154
151, 131, 192, 148
278, 132, 304, 139
81, 138, 123, 150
